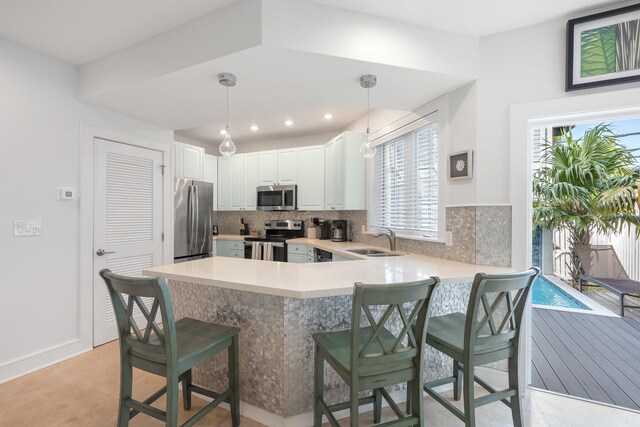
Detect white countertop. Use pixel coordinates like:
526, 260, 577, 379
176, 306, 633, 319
145, 238, 512, 299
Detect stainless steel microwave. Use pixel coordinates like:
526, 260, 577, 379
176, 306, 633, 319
256, 185, 297, 211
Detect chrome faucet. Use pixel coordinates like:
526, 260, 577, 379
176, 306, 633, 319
372, 227, 396, 251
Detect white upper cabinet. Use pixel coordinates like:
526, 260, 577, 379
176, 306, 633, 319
277, 149, 298, 185
243, 153, 259, 210
298, 145, 325, 211
174, 142, 204, 180
325, 131, 366, 210
230, 155, 244, 210
259, 148, 298, 186
217, 156, 231, 210
203, 153, 218, 210
259, 150, 278, 185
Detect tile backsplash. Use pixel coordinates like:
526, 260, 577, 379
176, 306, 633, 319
213, 205, 511, 267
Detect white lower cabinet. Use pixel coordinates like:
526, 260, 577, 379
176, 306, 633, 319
216, 240, 244, 258
288, 243, 309, 263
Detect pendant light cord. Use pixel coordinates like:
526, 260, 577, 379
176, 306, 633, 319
366, 86, 371, 135
226, 85, 229, 131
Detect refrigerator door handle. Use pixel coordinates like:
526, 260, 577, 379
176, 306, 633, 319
194, 184, 199, 251
187, 184, 193, 252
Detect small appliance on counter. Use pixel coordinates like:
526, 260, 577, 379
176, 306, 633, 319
331, 220, 348, 242
318, 219, 332, 240
240, 217, 250, 235
212, 225, 219, 236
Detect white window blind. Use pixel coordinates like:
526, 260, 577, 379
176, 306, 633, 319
371, 121, 439, 238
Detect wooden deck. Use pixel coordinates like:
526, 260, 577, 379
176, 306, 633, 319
531, 307, 640, 411
584, 289, 640, 319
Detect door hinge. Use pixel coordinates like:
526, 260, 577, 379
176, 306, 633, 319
159, 164, 166, 175
161, 232, 165, 242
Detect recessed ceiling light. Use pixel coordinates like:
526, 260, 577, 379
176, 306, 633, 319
284, 120, 294, 126
219, 129, 227, 135
250, 125, 259, 131
324, 113, 333, 120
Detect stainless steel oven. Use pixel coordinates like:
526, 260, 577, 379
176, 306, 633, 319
256, 185, 297, 211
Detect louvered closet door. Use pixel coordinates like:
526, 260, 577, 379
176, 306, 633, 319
93, 138, 164, 346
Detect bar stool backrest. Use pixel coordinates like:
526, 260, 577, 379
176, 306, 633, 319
465, 268, 539, 353
350, 278, 439, 376
99, 268, 178, 368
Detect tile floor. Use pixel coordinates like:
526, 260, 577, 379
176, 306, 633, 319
1, 340, 640, 426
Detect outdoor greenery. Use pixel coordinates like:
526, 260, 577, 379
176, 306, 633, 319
532, 124, 640, 286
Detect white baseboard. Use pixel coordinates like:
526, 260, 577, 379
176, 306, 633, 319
0, 339, 91, 384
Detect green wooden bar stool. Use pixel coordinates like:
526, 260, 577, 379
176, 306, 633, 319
417, 268, 538, 427
313, 277, 440, 427
99, 269, 241, 427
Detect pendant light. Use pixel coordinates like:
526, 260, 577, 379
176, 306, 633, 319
359, 74, 377, 158
218, 73, 237, 157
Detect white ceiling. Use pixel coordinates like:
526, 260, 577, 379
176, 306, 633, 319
0, 0, 623, 65
0, 0, 627, 145
310, 0, 623, 36
0, 0, 236, 64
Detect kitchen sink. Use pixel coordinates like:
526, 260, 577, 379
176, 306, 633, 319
346, 249, 403, 257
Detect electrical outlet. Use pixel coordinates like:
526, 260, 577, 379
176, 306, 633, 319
445, 231, 453, 247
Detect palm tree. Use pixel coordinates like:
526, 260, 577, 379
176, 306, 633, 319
532, 123, 640, 287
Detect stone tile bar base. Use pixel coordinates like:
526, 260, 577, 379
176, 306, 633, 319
167, 279, 472, 425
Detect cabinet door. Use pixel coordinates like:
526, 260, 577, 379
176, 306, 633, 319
259, 150, 278, 185
298, 145, 325, 211
324, 140, 335, 210
230, 155, 244, 210
243, 153, 259, 210
203, 154, 218, 210
334, 136, 345, 210
217, 157, 231, 211
216, 240, 229, 257
277, 148, 298, 185
288, 253, 308, 263
176, 143, 204, 180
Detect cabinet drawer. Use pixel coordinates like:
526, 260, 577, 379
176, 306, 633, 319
229, 249, 244, 258
287, 243, 308, 254
229, 240, 244, 250
288, 253, 308, 263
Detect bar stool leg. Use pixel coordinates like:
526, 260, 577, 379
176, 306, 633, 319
228, 336, 240, 427
314, 344, 324, 427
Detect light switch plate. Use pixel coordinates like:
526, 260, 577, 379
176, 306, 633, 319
445, 231, 453, 247
14, 220, 42, 237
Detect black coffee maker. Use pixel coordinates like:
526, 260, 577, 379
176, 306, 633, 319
318, 220, 332, 240
331, 220, 348, 242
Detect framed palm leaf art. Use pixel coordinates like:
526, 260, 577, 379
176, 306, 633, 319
566, 3, 640, 91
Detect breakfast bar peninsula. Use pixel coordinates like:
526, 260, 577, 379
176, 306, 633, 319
144, 242, 510, 427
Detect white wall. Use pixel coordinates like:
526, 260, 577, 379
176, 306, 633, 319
476, 17, 639, 204
0, 36, 172, 382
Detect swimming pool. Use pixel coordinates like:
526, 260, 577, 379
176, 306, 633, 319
532, 276, 591, 311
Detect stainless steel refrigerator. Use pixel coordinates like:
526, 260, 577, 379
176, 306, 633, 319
174, 178, 213, 263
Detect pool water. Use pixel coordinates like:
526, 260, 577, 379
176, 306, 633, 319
532, 276, 591, 310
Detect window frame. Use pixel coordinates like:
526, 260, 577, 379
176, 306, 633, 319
366, 96, 449, 242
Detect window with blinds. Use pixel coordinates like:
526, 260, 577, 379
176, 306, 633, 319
371, 120, 439, 238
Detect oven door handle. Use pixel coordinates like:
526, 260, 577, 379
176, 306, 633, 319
243, 241, 285, 248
